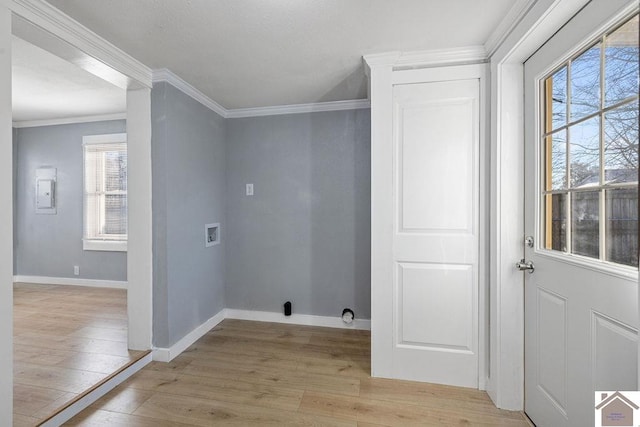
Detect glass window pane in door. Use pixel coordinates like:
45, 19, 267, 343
604, 102, 639, 184
571, 44, 601, 120
545, 193, 568, 251
546, 66, 568, 130
572, 191, 600, 259
605, 15, 639, 106
569, 116, 600, 188
547, 131, 567, 190
606, 188, 639, 266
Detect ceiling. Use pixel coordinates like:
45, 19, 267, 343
45, 0, 515, 110
12, 36, 126, 123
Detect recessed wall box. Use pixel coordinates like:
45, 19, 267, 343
205, 223, 220, 247
35, 167, 57, 215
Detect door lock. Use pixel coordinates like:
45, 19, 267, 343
525, 236, 534, 248
516, 259, 535, 273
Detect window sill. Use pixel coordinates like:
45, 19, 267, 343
83, 240, 127, 252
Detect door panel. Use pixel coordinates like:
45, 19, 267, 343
398, 263, 473, 350
536, 287, 568, 415
398, 96, 474, 232
524, 1, 639, 426
390, 79, 479, 388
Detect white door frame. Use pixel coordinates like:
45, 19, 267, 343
483, 0, 637, 410
0, 0, 153, 422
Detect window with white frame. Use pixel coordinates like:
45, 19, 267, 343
541, 14, 639, 267
83, 133, 128, 252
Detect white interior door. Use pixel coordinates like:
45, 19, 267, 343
524, 1, 639, 426
381, 76, 480, 388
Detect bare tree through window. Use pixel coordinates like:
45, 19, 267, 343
543, 14, 639, 267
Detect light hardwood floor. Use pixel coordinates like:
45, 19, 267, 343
66, 319, 528, 426
13, 283, 147, 426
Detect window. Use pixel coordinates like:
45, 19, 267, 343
83, 133, 128, 252
542, 14, 639, 267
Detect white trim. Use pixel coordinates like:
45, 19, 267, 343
487, 0, 594, 411
394, 46, 488, 69
83, 239, 127, 252
392, 64, 487, 85
152, 308, 371, 363
153, 309, 226, 362
226, 99, 371, 118
40, 352, 152, 427
152, 68, 227, 118
13, 275, 127, 289
0, 6, 12, 424
225, 308, 371, 331
364, 46, 487, 72
484, 0, 538, 58
8, 0, 151, 88
125, 87, 153, 351
362, 50, 402, 72
82, 132, 127, 145
152, 68, 371, 119
12, 113, 126, 128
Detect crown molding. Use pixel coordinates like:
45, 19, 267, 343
484, 0, 538, 58
363, 51, 402, 70
226, 99, 370, 119
395, 45, 487, 69
152, 68, 228, 118
12, 112, 126, 128
364, 46, 487, 72
9, 0, 152, 88
153, 68, 370, 119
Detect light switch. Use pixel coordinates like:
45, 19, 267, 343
246, 183, 254, 196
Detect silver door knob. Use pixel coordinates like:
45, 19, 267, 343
516, 259, 535, 273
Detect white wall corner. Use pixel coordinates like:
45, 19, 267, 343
0, 5, 13, 425
152, 68, 228, 118
152, 309, 226, 362
9, 0, 152, 88
126, 87, 153, 351
484, 0, 538, 58
12, 112, 127, 129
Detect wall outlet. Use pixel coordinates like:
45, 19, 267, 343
246, 183, 254, 196
73, 266, 79, 276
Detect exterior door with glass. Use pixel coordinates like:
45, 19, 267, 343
523, 1, 639, 426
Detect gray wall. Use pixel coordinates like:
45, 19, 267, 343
14, 120, 127, 281
151, 81, 227, 348
226, 109, 371, 319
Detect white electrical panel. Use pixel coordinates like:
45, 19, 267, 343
35, 167, 57, 215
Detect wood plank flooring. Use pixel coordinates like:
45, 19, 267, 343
66, 319, 529, 426
13, 283, 146, 426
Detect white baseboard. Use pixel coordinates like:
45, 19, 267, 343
225, 308, 371, 330
153, 309, 226, 362
152, 307, 370, 363
40, 352, 152, 427
13, 275, 127, 289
